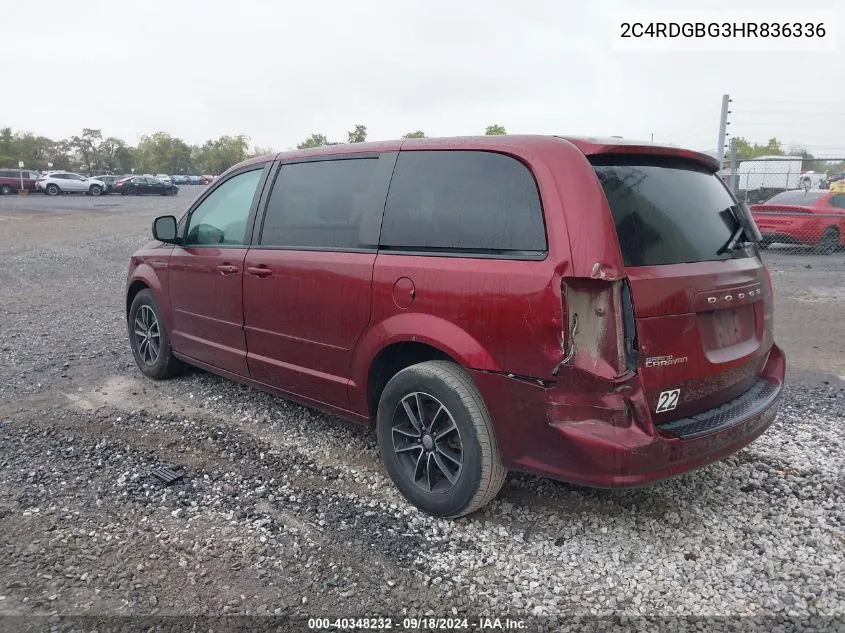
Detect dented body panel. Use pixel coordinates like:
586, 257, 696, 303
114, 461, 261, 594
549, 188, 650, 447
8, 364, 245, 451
471, 344, 784, 486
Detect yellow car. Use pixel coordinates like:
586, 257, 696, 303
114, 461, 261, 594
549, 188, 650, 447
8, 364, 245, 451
829, 180, 845, 193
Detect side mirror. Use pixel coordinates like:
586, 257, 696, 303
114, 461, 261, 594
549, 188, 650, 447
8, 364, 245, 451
152, 215, 179, 243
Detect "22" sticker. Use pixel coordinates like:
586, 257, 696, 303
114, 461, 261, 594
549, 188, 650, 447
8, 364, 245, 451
656, 389, 681, 413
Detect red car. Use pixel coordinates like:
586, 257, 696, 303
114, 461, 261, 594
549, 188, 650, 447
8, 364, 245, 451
0, 168, 39, 194
125, 136, 784, 517
751, 189, 845, 253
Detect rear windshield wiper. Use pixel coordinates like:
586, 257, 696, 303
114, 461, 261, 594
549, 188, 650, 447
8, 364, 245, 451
718, 205, 759, 254
719, 224, 748, 254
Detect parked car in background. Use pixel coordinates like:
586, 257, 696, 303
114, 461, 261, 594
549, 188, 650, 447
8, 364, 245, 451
155, 174, 173, 184
92, 175, 121, 194
827, 172, 845, 187
115, 176, 178, 196
188, 175, 202, 185
37, 172, 107, 196
172, 175, 189, 185
200, 174, 216, 185
751, 189, 845, 253
125, 136, 784, 517
0, 168, 39, 194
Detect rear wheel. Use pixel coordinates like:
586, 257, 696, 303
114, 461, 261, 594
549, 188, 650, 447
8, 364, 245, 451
0, 184, 13, 195
125, 185, 137, 196
128, 289, 184, 379
819, 227, 839, 255
376, 361, 506, 517
89, 185, 102, 196
46, 183, 60, 196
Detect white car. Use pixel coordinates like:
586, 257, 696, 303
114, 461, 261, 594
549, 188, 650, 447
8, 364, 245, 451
37, 172, 107, 197
155, 174, 173, 184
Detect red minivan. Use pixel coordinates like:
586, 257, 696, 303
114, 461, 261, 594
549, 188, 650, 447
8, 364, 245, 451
126, 136, 784, 517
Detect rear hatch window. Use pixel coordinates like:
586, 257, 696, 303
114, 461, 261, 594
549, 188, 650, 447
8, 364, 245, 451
591, 156, 753, 266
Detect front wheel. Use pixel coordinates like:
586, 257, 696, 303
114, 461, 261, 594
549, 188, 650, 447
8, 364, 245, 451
89, 185, 102, 196
818, 227, 840, 255
377, 361, 507, 517
128, 289, 184, 379
0, 184, 13, 195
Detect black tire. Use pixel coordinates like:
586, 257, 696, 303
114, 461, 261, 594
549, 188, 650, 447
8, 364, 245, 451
128, 289, 184, 380
46, 183, 60, 196
89, 185, 102, 196
0, 184, 13, 195
376, 360, 506, 517
126, 185, 137, 196
818, 227, 839, 255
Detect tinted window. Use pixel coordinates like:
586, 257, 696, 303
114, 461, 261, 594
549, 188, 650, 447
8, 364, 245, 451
0, 170, 13, 177
830, 194, 845, 209
592, 157, 751, 267
380, 151, 545, 254
764, 190, 826, 205
185, 168, 262, 246
260, 158, 379, 249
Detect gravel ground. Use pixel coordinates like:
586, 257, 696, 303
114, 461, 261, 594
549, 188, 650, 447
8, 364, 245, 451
0, 194, 843, 631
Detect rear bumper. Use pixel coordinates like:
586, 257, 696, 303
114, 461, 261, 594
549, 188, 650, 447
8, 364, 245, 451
471, 344, 785, 488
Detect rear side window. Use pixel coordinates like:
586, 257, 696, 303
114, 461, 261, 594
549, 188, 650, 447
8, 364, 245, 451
763, 190, 825, 205
592, 156, 751, 267
380, 151, 546, 255
260, 158, 379, 250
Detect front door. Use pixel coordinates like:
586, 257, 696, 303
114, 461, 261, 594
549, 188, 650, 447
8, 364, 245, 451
147, 177, 165, 195
68, 174, 88, 192
168, 167, 265, 376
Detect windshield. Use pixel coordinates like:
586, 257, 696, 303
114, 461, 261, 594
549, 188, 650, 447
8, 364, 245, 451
763, 190, 826, 205
592, 156, 752, 267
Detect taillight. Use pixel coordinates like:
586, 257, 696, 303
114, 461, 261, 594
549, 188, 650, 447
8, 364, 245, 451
556, 278, 637, 379
762, 266, 775, 346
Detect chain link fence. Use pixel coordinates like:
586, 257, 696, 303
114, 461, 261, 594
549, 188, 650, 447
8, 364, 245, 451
721, 156, 845, 256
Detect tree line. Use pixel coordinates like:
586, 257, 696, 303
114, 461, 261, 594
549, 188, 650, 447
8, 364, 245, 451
734, 136, 845, 172
0, 123, 508, 176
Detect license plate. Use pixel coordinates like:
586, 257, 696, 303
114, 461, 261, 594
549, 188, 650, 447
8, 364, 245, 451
712, 308, 747, 348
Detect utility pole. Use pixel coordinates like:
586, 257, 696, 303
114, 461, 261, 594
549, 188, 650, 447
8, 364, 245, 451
715, 94, 731, 168
729, 137, 739, 196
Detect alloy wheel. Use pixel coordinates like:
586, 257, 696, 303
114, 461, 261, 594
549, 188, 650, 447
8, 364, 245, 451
391, 392, 463, 493
133, 305, 161, 365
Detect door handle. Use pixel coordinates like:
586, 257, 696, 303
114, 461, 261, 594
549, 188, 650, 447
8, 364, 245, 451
216, 264, 239, 275
246, 265, 272, 278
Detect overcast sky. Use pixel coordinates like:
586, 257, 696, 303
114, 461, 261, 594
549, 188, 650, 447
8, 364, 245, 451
5, 0, 844, 155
